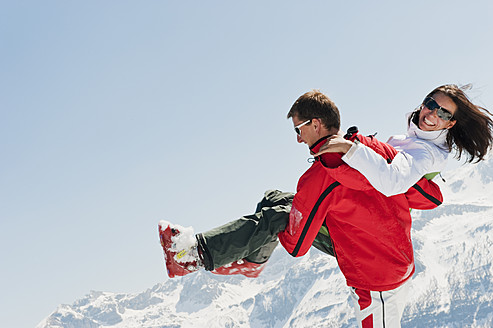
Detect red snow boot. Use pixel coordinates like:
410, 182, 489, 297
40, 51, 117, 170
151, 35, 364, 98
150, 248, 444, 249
212, 259, 267, 278
158, 221, 201, 278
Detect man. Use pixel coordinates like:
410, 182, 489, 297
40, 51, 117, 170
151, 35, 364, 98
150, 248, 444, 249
159, 90, 442, 327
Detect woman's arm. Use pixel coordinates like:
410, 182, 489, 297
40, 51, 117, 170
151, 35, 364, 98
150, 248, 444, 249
316, 134, 437, 196
341, 141, 433, 196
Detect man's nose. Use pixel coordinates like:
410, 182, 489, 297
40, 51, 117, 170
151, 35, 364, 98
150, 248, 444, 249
297, 134, 303, 143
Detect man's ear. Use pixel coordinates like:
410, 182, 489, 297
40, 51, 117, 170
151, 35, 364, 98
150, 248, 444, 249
312, 118, 321, 132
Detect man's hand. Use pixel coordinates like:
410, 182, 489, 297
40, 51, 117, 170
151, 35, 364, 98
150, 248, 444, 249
314, 135, 353, 156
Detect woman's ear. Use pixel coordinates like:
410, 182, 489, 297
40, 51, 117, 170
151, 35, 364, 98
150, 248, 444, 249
446, 120, 457, 129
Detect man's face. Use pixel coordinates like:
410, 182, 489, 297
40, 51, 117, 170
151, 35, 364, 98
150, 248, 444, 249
292, 116, 318, 147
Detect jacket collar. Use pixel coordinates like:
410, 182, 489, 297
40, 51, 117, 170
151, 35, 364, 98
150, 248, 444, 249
309, 136, 330, 155
406, 112, 449, 150
309, 135, 344, 168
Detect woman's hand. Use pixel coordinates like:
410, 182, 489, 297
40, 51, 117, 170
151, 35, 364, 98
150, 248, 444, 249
314, 135, 354, 156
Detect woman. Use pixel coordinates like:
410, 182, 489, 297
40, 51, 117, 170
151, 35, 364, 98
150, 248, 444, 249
315, 84, 493, 196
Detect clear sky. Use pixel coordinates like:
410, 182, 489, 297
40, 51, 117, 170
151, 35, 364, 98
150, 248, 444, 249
1, 1, 492, 327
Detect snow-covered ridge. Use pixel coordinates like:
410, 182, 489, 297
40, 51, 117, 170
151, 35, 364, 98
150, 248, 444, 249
439, 154, 493, 205
37, 157, 493, 328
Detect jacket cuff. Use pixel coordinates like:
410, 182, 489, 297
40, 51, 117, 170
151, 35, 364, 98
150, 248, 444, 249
342, 139, 361, 161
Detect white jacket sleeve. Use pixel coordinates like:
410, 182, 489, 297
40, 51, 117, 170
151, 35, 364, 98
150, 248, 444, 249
342, 142, 434, 196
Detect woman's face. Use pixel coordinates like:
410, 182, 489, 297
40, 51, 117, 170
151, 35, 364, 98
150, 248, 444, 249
418, 92, 457, 131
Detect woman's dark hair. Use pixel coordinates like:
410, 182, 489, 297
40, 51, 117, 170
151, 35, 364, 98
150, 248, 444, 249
412, 84, 493, 163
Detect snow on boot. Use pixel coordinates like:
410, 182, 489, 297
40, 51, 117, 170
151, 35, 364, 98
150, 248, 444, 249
212, 259, 267, 278
158, 220, 202, 278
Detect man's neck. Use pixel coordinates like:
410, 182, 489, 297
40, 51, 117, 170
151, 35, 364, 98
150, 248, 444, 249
319, 128, 342, 140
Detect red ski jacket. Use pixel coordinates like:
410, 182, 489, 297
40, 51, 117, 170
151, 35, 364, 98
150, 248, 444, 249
278, 133, 443, 291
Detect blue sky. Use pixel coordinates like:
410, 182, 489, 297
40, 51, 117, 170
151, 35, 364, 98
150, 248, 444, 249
1, 1, 492, 327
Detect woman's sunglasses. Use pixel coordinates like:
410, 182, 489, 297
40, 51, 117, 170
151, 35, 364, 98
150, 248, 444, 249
422, 97, 454, 121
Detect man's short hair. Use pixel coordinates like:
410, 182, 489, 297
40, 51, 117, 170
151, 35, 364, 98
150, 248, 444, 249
287, 90, 341, 130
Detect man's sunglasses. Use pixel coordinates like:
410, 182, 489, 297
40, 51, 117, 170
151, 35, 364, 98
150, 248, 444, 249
422, 97, 454, 121
294, 120, 311, 135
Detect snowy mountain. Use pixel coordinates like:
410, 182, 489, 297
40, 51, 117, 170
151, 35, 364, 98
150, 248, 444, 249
37, 157, 493, 328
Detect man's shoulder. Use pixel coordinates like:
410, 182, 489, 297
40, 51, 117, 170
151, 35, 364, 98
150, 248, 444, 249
319, 152, 345, 168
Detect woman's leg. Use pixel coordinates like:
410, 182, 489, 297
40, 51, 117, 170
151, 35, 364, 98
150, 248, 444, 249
197, 189, 294, 270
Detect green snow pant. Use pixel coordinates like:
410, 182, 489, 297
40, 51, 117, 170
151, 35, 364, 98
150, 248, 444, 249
196, 189, 334, 271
